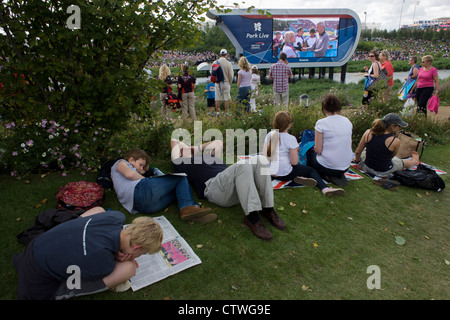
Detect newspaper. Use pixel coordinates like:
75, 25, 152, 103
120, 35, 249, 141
128, 216, 202, 291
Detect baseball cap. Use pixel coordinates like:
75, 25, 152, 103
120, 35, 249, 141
252, 65, 258, 70
382, 113, 408, 127
220, 49, 227, 55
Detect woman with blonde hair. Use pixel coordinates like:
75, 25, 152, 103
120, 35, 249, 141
237, 56, 252, 111
158, 64, 173, 118
411, 55, 439, 116
263, 111, 345, 196
281, 31, 297, 58
354, 113, 420, 177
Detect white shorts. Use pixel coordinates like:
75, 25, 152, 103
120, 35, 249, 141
215, 82, 231, 101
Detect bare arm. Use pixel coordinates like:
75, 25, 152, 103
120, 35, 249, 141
116, 160, 144, 180
314, 130, 323, 155
290, 147, 299, 166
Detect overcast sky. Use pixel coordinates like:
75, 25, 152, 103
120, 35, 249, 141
215, 0, 449, 30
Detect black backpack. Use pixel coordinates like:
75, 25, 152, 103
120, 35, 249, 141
393, 164, 445, 192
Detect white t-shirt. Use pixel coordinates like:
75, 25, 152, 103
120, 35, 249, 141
264, 131, 299, 176
315, 115, 353, 171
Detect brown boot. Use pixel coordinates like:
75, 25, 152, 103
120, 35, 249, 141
180, 205, 211, 221
244, 217, 272, 240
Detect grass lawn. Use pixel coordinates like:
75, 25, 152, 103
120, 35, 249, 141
0, 142, 449, 300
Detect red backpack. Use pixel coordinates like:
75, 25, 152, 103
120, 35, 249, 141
56, 181, 104, 210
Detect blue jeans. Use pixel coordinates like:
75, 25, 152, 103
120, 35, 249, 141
133, 175, 197, 214
238, 86, 251, 112
276, 164, 328, 190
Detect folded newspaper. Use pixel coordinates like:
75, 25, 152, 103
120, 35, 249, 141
128, 216, 201, 291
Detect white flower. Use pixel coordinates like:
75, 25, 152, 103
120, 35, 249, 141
21, 143, 25, 148
49, 135, 54, 139
42, 152, 46, 157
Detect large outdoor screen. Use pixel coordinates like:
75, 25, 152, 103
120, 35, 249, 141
205, 9, 360, 68
272, 17, 339, 59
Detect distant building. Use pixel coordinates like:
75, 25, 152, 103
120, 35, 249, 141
402, 17, 450, 30
361, 22, 382, 30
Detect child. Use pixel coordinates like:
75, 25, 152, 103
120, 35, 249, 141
262, 111, 345, 196
205, 77, 216, 116
250, 65, 261, 112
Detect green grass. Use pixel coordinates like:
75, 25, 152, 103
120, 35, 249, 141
1, 144, 449, 300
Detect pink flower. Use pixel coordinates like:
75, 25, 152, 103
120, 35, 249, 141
12, 151, 18, 156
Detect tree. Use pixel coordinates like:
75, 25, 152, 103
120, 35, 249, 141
0, 0, 223, 131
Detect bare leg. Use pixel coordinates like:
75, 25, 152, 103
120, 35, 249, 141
80, 207, 105, 217
403, 151, 420, 169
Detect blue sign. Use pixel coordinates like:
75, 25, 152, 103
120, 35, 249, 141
207, 9, 361, 68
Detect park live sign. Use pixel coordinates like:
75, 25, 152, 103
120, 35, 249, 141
206, 8, 361, 69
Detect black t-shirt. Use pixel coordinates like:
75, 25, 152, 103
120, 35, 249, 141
173, 156, 228, 198
32, 211, 124, 282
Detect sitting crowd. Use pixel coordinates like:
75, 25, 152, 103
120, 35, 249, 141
14, 91, 422, 300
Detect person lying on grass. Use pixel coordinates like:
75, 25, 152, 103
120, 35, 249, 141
111, 149, 214, 223
13, 207, 163, 300
171, 139, 285, 241
353, 113, 420, 177
262, 110, 345, 196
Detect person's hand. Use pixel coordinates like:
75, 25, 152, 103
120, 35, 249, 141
364, 66, 368, 71
115, 251, 132, 262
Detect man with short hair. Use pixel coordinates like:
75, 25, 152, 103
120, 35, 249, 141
268, 52, 292, 109
13, 207, 163, 300
302, 22, 330, 58
213, 49, 234, 116
171, 139, 286, 241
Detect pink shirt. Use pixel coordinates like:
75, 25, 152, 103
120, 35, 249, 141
417, 67, 438, 88
381, 61, 394, 87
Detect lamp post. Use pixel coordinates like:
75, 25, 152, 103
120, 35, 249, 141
398, 0, 405, 29
364, 11, 367, 30
413, 1, 420, 24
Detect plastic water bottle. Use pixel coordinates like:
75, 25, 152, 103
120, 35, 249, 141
152, 167, 164, 176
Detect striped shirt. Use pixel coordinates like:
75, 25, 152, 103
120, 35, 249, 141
269, 61, 292, 93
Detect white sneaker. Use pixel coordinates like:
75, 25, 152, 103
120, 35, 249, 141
322, 187, 345, 196
112, 280, 132, 292
293, 176, 317, 187
216, 112, 220, 117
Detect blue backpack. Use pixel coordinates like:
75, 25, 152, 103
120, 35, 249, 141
298, 129, 315, 166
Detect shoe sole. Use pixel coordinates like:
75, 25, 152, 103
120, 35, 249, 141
191, 213, 218, 224
323, 189, 345, 196
293, 177, 317, 187
180, 208, 212, 221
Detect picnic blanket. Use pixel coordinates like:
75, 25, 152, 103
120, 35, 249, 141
236, 154, 364, 189
271, 168, 363, 189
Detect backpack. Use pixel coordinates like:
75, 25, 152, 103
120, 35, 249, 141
96, 158, 121, 189
210, 60, 224, 83
298, 129, 315, 166
393, 164, 445, 192
56, 181, 104, 210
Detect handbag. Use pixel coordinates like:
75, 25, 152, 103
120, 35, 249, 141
427, 95, 439, 114
365, 62, 388, 91
396, 132, 424, 159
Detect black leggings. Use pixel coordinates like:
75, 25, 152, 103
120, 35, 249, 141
415, 87, 434, 116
